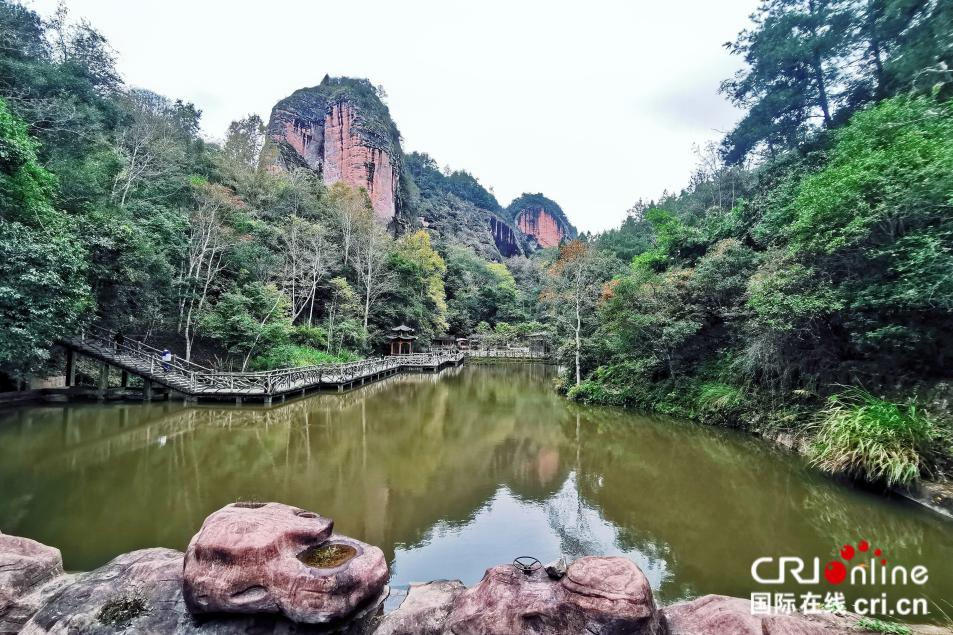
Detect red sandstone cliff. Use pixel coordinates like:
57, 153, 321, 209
321, 103, 396, 221
516, 206, 566, 248
266, 80, 400, 222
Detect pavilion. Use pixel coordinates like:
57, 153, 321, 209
386, 325, 417, 356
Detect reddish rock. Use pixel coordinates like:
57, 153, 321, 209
663, 594, 865, 635
516, 207, 565, 248
0, 532, 64, 633
267, 84, 399, 222
322, 103, 397, 222
446, 556, 661, 635
183, 502, 388, 624
374, 580, 465, 635
21, 547, 382, 634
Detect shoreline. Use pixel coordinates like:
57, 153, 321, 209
567, 390, 953, 523
2, 529, 948, 635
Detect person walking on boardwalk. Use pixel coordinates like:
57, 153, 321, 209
161, 349, 172, 372
113, 331, 125, 352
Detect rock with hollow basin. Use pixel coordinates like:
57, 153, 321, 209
445, 556, 661, 635
20, 547, 384, 633
183, 502, 388, 624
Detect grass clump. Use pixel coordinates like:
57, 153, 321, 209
809, 389, 936, 487
698, 382, 744, 411
856, 617, 911, 634
298, 543, 357, 568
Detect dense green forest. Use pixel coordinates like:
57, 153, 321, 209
554, 0, 953, 487
0, 1, 547, 383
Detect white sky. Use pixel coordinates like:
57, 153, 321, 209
28, 0, 756, 233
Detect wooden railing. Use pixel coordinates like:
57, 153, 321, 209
466, 348, 551, 359
67, 326, 464, 397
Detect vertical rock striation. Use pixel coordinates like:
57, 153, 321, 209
489, 216, 523, 257
322, 103, 397, 222
264, 77, 401, 223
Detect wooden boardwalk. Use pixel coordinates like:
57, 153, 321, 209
62, 327, 464, 404
465, 349, 553, 362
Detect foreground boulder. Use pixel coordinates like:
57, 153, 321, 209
663, 594, 866, 634
20, 547, 382, 634
183, 502, 388, 624
0, 533, 65, 633
373, 580, 465, 635
403, 556, 663, 635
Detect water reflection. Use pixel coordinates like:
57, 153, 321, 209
0, 364, 950, 621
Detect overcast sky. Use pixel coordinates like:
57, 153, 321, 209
29, 0, 757, 233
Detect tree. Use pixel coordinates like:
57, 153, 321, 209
721, 0, 853, 162
223, 114, 265, 168
177, 187, 232, 361
326, 276, 360, 354
543, 241, 613, 386
111, 89, 190, 207
350, 215, 394, 330
278, 216, 328, 324
391, 230, 448, 338
202, 282, 292, 371
329, 182, 372, 268
0, 97, 89, 376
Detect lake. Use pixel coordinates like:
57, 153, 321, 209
1, 363, 950, 622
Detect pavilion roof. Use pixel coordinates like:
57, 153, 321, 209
390, 324, 415, 333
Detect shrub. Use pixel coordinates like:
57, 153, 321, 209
249, 345, 359, 371
290, 325, 328, 349
809, 389, 937, 487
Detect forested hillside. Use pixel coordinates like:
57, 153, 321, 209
549, 0, 953, 487
0, 1, 552, 384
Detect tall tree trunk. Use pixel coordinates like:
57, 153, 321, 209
363, 284, 371, 330
575, 293, 581, 386
812, 52, 832, 126
866, 0, 885, 97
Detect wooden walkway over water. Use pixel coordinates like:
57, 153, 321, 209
62, 327, 464, 404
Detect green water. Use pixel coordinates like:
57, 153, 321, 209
0, 364, 950, 622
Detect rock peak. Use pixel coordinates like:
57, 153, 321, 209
262, 77, 402, 222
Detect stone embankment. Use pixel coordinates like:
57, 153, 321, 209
1, 503, 945, 634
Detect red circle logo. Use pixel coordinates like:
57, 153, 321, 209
824, 560, 847, 585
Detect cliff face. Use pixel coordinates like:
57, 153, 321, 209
516, 206, 565, 248
322, 103, 396, 220
507, 194, 577, 250
265, 78, 401, 222
489, 216, 523, 257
